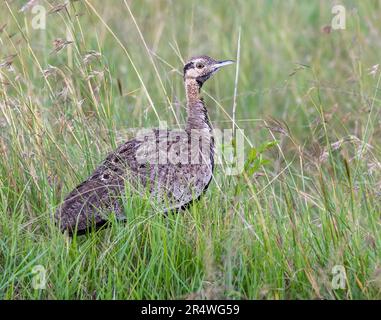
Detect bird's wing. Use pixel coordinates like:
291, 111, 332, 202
55, 139, 140, 234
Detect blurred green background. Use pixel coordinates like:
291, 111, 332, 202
1, 0, 381, 299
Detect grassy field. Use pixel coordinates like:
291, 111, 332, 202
1, 0, 381, 299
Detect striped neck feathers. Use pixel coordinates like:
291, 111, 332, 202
185, 78, 211, 131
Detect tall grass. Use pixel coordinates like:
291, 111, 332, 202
0, 0, 380, 299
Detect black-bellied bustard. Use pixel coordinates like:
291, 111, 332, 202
56, 56, 234, 235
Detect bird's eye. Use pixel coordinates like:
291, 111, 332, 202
196, 62, 204, 69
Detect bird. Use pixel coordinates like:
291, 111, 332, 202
55, 55, 234, 235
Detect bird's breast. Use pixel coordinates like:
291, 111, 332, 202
129, 128, 214, 209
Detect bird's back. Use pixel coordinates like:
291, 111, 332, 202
56, 128, 214, 234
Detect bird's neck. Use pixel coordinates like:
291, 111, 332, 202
184, 78, 214, 169
185, 78, 211, 132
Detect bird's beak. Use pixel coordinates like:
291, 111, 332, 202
213, 60, 235, 70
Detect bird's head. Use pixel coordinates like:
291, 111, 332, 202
183, 55, 234, 86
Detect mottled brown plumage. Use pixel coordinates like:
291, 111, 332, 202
56, 56, 234, 235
